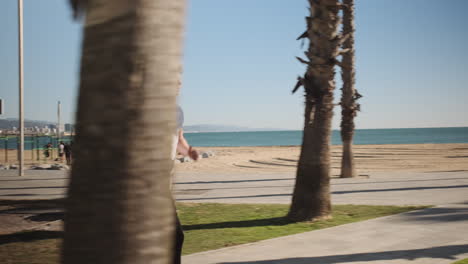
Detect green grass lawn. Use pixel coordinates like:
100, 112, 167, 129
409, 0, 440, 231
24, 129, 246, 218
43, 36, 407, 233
0, 203, 427, 264
453, 259, 468, 264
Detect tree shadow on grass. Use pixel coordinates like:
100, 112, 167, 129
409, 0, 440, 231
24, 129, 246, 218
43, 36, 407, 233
0, 231, 63, 245
219, 244, 468, 264
183, 217, 292, 231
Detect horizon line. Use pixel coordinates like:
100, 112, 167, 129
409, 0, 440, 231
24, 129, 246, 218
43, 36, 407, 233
184, 126, 468, 133
1, 118, 467, 131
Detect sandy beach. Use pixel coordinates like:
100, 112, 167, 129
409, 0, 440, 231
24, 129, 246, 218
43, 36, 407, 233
1, 143, 468, 175
175, 143, 468, 175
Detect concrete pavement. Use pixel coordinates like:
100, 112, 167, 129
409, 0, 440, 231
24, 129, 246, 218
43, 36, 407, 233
0, 170, 68, 200
176, 171, 468, 264
1, 170, 468, 263
173, 171, 468, 206
2, 170, 468, 206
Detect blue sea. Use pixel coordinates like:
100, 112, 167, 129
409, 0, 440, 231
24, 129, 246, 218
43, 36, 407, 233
1, 127, 468, 149
184, 127, 468, 147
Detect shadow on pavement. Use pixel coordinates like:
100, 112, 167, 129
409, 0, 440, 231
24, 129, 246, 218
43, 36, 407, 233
25, 212, 64, 222
176, 178, 294, 185
219, 244, 468, 264
175, 185, 293, 192
332, 177, 468, 186
333, 185, 468, 194
0, 178, 68, 182
0, 193, 64, 198
0, 231, 63, 245
177, 193, 290, 201
0, 186, 66, 191
178, 184, 468, 201
0, 199, 64, 214
404, 207, 468, 223
248, 160, 296, 167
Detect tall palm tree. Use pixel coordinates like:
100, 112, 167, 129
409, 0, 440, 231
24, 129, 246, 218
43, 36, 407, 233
62, 1, 186, 263
288, 0, 347, 222
340, 0, 361, 178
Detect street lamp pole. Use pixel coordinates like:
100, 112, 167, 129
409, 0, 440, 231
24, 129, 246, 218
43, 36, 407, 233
18, 0, 24, 176
58, 101, 61, 142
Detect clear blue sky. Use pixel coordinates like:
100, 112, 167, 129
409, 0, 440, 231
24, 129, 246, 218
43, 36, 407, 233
1, 0, 467, 129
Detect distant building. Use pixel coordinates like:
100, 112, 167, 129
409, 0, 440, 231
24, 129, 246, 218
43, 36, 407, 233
42, 127, 50, 134
64, 123, 74, 132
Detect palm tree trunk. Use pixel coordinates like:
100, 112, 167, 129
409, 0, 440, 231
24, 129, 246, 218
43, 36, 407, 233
62, 1, 186, 264
340, 0, 358, 178
288, 0, 342, 222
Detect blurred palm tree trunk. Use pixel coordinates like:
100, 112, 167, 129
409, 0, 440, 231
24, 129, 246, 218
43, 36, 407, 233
288, 0, 343, 222
340, 0, 361, 178
62, 1, 186, 263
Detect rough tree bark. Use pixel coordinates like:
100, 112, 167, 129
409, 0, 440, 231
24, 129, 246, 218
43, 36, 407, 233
62, 1, 186, 263
288, 0, 344, 222
340, 0, 360, 178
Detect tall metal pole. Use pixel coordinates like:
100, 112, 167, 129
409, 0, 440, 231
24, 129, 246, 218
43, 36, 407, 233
18, 0, 24, 176
57, 101, 61, 142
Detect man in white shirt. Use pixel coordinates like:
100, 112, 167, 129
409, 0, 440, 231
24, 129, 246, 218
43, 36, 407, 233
59, 141, 65, 162
172, 77, 199, 264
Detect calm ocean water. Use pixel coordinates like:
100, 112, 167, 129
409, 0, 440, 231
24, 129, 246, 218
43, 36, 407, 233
1, 127, 468, 149
184, 127, 468, 147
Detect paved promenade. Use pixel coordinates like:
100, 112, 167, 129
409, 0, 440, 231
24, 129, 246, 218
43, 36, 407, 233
173, 170, 468, 206
174, 170, 468, 264
1, 170, 468, 263
0, 170, 68, 200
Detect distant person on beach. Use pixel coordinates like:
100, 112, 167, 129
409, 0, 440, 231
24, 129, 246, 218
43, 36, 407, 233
173, 106, 199, 162
43, 143, 52, 159
58, 141, 65, 162
172, 76, 199, 264
64, 142, 72, 165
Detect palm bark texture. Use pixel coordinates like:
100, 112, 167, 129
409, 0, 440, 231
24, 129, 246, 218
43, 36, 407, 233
62, 1, 186, 263
340, 0, 361, 178
289, 0, 346, 222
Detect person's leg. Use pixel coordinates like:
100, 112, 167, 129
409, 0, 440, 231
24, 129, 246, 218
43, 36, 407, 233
173, 213, 184, 264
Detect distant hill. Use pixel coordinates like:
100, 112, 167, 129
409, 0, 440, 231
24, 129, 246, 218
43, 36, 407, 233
0, 119, 57, 129
1, 119, 284, 133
